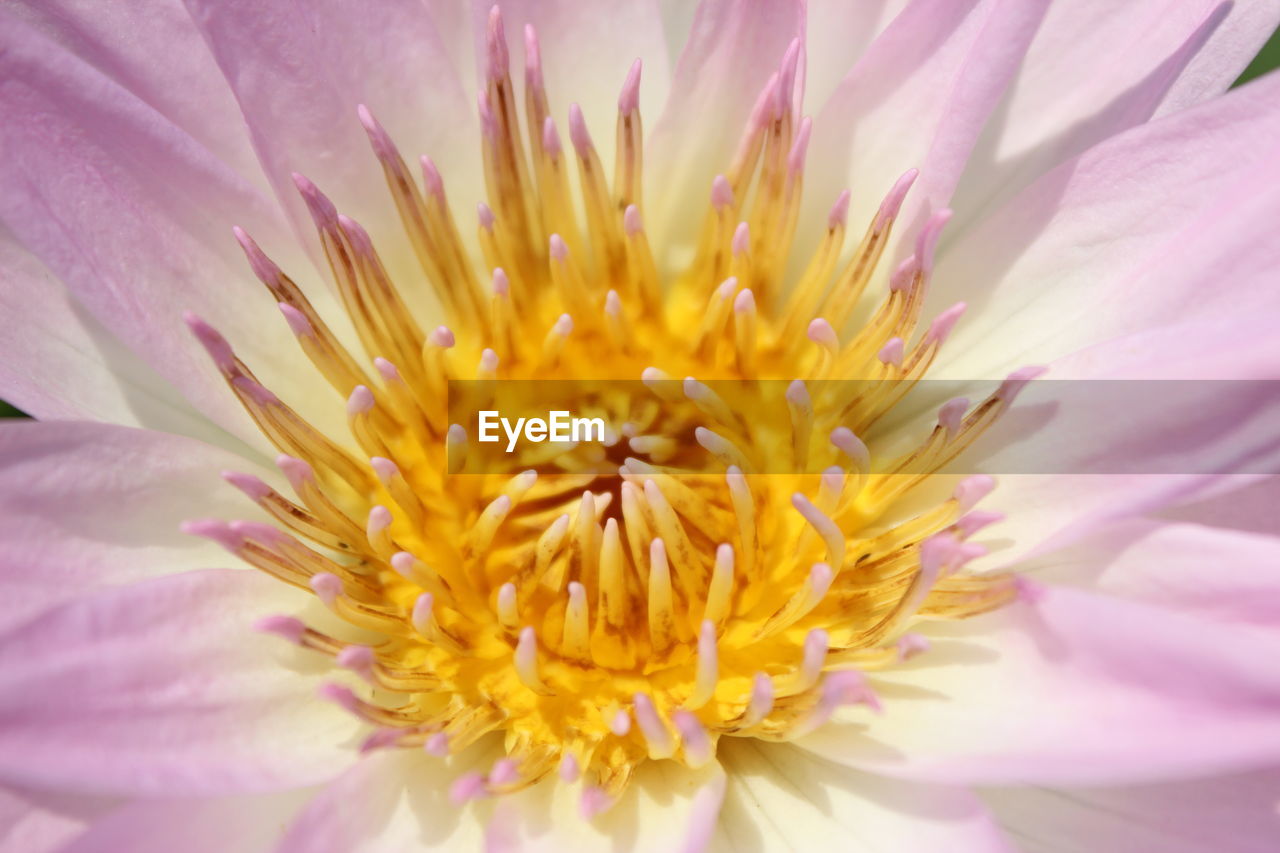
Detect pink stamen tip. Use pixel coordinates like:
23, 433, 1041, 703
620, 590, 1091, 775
733, 288, 756, 314
479, 348, 499, 372
748, 72, 779, 130
673, 709, 711, 764
183, 312, 235, 371
558, 753, 580, 783
367, 505, 392, 535
938, 397, 969, 434
955, 510, 1004, 538
360, 728, 403, 754
786, 379, 810, 407
429, 325, 455, 349
711, 175, 734, 211
553, 313, 574, 336
568, 103, 591, 154
889, 257, 918, 293
253, 614, 306, 645
290, 172, 337, 228
541, 116, 562, 159
180, 519, 244, 553
822, 670, 882, 714
609, 708, 632, 736
919, 533, 959, 578
618, 58, 642, 115
370, 456, 398, 483
1015, 574, 1047, 605
346, 385, 374, 416
605, 289, 622, 316
523, 23, 543, 89
477, 91, 497, 139
229, 520, 289, 546
232, 226, 282, 283
231, 375, 279, 407
310, 573, 343, 606
580, 786, 614, 820
877, 337, 905, 368
489, 758, 520, 787
420, 155, 445, 199
915, 208, 953, 274
953, 474, 996, 512
317, 682, 361, 713
926, 302, 967, 345
787, 116, 813, 175
413, 592, 435, 626
278, 303, 313, 337
623, 204, 643, 236
221, 470, 272, 502
807, 318, 838, 349
450, 771, 489, 806
425, 732, 450, 757
338, 215, 375, 257
374, 357, 401, 382
549, 233, 569, 261
999, 365, 1048, 404
875, 168, 919, 229
485, 5, 509, 81
810, 561, 834, 595
957, 542, 989, 565
390, 551, 416, 578
827, 189, 851, 230
477, 202, 496, 231
897, 633, 930, 661
830, 427, 869, 467
356, 104, 394, 160
276, 454, 314, 491
732, 221, 750, 255
491, 267, 510, 296
336, 644, 375, 676
778, 37, 802, 113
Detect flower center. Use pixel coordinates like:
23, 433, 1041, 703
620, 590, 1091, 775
184, 7, 1034, 814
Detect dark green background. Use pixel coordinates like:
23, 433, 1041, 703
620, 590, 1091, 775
2, 26, 1278, 421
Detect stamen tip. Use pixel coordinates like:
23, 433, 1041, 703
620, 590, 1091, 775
618, 58, 642, 115
253, 614, 306, 644
827, 189, 852, 230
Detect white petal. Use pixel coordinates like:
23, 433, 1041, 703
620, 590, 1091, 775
714, 740, 1012, 852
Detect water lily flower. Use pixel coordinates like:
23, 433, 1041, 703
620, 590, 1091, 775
2, 1, 1280, 851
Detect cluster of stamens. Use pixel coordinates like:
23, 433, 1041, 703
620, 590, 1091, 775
184, 6, 1039, 816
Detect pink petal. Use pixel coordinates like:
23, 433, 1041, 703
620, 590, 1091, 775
804, 1, 906, 109
0, 568, 356, 796
0, 421, 274, 631
982, 766, 1280, 853
798, 583, 1280, 786
0, 17, 313, 448
0, 229, 227, 443
932, 69, 1280, 379
59, 788, 313, 853
1, 0, 263, 183
1156, 0, 1280, 115
0, 786, 115, 853
719, 741, 1013, 851
183, 0, 473, 294
1025, 519, 1280, 628
951, 0, 1243, 227
803, 0, 1048, 259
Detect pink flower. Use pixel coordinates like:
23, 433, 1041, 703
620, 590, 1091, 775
2, 2, 1279, 851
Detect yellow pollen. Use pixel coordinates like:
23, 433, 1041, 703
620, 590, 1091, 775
193, 11, 1032, 809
